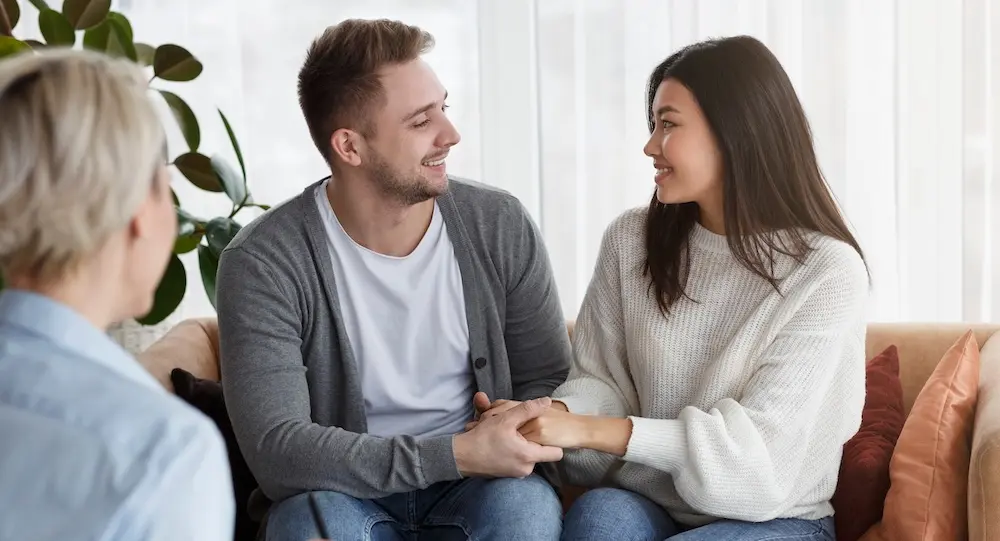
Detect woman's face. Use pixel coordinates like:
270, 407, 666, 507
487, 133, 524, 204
124, 164, 177, 319
643, 78, 724, 215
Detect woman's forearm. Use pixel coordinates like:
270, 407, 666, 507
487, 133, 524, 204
579, 416, 633, 457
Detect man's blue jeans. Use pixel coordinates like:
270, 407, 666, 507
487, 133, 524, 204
265, 474, 562, 541
562, 488, 836, 541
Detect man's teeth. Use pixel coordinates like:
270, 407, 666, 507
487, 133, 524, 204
423, 158, 446, 167
657, 167, 672, 174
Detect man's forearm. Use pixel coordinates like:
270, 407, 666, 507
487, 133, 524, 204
244, 420, 462, 501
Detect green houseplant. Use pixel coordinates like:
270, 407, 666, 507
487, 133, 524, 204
0, 0, 267, 325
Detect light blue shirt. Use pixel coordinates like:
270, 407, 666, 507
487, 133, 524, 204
0, 290, 235, 541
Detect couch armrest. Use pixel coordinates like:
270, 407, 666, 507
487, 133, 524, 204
971, 332, 1000, 541
135, 317, 220, 393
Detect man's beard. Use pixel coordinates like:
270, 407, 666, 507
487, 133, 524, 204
366, 150, 447, 206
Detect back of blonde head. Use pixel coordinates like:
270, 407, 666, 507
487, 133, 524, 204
0, 48, 166, 284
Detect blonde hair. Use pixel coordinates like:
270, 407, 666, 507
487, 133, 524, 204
0, 48, 166, 283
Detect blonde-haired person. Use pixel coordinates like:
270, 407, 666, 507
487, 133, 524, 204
0, 49, 234, 540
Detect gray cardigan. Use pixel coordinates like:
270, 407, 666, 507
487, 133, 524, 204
216, 176, 572, 514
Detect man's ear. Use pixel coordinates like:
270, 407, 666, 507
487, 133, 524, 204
330, 128, 363, 167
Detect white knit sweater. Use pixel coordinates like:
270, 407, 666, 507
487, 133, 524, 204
553, 208, 869, 526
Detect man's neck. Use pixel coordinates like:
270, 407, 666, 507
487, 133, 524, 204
326, 174, 435, 258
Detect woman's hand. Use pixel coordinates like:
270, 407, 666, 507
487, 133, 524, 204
467, 393, 573, 431
517, 408, 591, 449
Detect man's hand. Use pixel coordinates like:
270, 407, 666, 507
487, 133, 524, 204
454, 397, 564, 478
467, 392, 522, 431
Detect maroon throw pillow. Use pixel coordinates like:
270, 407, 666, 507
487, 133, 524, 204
831, 345, 906, 541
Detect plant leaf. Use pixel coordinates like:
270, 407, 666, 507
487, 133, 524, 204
62, 0, 110, 30
0, 0, 20, 36
38, 9, 75, 46
0, 36, 30, 58
218, 110, 246, 182
153, 44, 202, 82
174, 152, 223, 192
82, 16, 135, 61
204, 217, 241, 256
197, 245, 219, 309
159, 90, 200, 152
23, 39, 44, 49
170, 187, 179, 206
211, 155, 248, 205
136, 253, 186, 325
27, 0, 52, 12
134, 42, 154, 66
105, 11, 131, 41
174, 207, 205, 254
173, 233, 202, 254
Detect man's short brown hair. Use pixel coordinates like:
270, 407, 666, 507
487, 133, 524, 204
297, 19, 434, 164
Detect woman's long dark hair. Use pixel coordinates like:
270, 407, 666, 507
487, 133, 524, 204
644, 35, 867, 314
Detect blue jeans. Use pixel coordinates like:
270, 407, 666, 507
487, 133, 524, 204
265, 474, 562, 540
562, 488, 835, 541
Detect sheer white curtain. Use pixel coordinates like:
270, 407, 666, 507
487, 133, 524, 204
107, 0, 997, 323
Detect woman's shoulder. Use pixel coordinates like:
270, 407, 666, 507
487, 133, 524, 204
595, 207, 647, 261
786, 232, 870, 304
800, 233, 868, 279
601, 207, 646, 245
606, 206, 647, 235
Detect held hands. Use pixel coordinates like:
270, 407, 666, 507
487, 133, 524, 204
469, 393, 588, 449
452, 394, 564, 478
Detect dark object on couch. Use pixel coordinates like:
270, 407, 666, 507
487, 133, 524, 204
171, 368, 260, 541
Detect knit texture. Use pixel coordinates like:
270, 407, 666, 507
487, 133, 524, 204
553, 208, 869, 526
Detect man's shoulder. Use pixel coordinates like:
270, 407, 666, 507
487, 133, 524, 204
444, 175, 532, 228
223, 179, 322, 259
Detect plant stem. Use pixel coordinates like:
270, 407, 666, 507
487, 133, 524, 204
0, 2, 12, 36
227, 192, 251, 219
26, 0, 51, 12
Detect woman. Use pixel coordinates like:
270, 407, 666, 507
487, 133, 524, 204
0, 49, 234, 539
481, 35, 869, 540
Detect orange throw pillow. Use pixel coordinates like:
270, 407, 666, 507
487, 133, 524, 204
861, 330, 981, 541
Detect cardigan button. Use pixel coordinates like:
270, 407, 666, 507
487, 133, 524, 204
474, 357, 487, 369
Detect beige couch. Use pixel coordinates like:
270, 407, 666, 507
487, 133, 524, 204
137, 319, 1000, 540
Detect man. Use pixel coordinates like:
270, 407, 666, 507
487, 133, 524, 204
216, 18, 572, 540
0, 50, 233, 540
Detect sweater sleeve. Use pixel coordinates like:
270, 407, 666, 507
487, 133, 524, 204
502, 198, 572, 401
552, 220, 640, 418
622, 262, 869, 521
552, 220, 642, 487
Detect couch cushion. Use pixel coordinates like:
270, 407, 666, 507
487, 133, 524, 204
136, 318, 220, 391
862, 330, 981, 541
864, 324, 996, 415
832, 345, 905, 541
970, 333, 1000, 541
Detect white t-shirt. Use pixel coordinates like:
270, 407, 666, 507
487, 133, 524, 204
315, 182, 475, 438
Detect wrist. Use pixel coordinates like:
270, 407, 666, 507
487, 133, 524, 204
452, 432, 477, 477
582, 416, 633, 457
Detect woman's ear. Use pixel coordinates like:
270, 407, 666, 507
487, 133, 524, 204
330, 129, 363, 167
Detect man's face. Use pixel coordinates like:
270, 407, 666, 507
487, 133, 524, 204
360, 58, 460, 206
